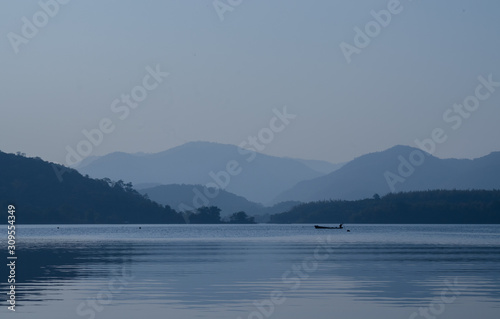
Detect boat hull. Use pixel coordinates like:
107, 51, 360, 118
314, 225, 343, 229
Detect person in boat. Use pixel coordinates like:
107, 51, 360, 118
339, 224, 343, 229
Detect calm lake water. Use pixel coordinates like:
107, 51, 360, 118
1, 224, 499, 319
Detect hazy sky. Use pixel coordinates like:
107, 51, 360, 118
1, 0, 500, 165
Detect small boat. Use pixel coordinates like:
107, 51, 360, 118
314, 224, 343, 229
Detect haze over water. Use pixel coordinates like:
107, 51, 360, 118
1, 224, 499, 319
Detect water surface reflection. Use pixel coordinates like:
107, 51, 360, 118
0, 224, 498, 318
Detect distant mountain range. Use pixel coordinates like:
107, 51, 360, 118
76, 141, 341, 204
2, 146, 500, 225
274, 145, 500, 203
76, 143, 500, 205
138, 184, 300, 219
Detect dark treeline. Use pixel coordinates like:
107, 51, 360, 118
269, 190, 500, 224
183, 207, 255, 224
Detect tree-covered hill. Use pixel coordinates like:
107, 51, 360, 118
0, 151, 183, 224
270, 190, 500, 224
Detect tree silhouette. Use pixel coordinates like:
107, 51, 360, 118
189, 206, 222, 224
229, 211, 255, 224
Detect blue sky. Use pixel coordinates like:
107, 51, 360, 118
1, 0, 500, 164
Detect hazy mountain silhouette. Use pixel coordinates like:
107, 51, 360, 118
139, 184, 300, 218
139, 184, 263, 217
76, 141, 339, 204
291, 158, 345, 174
274, 145, 500, 203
